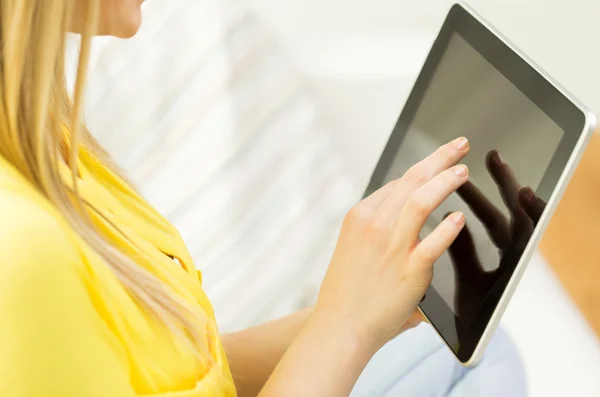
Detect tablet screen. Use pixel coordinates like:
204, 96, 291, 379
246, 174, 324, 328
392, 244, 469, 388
365, 4, 588, 361
381, 30, 564, 327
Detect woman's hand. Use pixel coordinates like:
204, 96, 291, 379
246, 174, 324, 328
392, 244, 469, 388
314, 137, 471, 351
259, 138, 471, 397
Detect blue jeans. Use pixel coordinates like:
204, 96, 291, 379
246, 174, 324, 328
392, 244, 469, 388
351, 324, 527, 397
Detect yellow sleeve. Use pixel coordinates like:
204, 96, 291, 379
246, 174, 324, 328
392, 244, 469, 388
0, 193, 136, 397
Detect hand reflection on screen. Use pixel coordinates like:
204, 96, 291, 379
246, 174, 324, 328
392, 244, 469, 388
446, 150, 547, 329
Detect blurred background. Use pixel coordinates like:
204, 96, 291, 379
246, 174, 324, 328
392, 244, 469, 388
69, 0, 600, 396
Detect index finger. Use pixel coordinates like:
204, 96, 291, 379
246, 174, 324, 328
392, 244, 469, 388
376, 137, 470, 229
401, 137, 470, 189
359, 179, 399, 211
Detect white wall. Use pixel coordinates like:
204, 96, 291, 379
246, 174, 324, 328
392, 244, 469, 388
240, 0, 600, 183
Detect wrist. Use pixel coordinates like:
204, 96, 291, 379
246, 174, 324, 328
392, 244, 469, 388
308, 306, 382, 360
259, 306, 379, 396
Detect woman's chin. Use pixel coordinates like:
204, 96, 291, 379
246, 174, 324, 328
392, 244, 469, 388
99, 4, 143, 39
114, 11, 142, 39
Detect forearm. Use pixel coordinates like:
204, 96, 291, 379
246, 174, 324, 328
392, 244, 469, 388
258, 310, 378, 397
222, 307, 313, 397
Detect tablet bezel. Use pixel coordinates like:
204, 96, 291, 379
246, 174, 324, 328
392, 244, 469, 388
363, 3, 595, 365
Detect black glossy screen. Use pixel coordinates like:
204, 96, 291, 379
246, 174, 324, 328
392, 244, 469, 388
364, 5, 586, 361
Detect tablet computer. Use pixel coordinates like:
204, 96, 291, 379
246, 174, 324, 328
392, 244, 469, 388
364, 3, 596, 366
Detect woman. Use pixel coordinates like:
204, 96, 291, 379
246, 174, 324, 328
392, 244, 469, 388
0, 1, 527, 396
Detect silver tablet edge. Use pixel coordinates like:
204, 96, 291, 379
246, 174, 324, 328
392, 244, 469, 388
463, 109, 596, 367
420, 2, 597, 367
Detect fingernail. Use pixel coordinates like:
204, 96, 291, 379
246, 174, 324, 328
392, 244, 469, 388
455, 164, 468, 177
453, 137, 469, 150
494, 150, 505, 164
523, 188, 535, 203
450, 212, 465, 225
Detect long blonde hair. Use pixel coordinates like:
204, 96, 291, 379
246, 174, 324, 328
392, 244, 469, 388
0, 0, 209, 363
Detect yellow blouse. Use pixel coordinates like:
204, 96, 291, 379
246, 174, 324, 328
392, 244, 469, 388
0, 148, 236, 396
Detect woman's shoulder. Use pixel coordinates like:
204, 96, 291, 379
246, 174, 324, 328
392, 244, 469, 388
0, 164, 85, 303
0, 170, 137, 395
0, 186, 106, 350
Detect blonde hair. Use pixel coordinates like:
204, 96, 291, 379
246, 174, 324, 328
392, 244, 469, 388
0, 0, 209, 365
